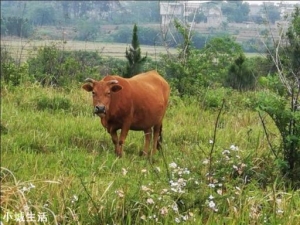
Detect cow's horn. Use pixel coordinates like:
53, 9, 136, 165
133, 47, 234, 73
108, 80, 118, 84
85, 78, 95, 83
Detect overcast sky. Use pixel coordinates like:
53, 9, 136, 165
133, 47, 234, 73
244, 1, 297, 5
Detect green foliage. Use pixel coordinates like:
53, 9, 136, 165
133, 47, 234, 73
225, 53, 256, 91
28, 4, 57, 26
112, 26, 132, 43
262, 4, 281, 24
75, 19, 99, 41
2, 83, 300, 224
123, 24, 147, 78
112, 26, 159, 46
221, 1, 250, 23
0, 16, 33, 38
255, 91, 300, 185
27, 44, 102, 86
286, 6, 300, 76
163, 31, 244, 96
0, 47, 32, 86
258, 6, 300, 187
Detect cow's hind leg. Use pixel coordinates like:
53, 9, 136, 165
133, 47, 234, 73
141, 128, 152, 156
152, 124, 162, 155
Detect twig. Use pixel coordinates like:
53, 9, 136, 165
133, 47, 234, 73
208, 99, 225, 176
68, 159, 100, 213
258, 110, 278, 158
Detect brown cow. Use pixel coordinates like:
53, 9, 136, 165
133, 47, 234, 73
82, 70, 170, 157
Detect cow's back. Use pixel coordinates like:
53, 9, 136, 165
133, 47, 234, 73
128, 70, 170, 129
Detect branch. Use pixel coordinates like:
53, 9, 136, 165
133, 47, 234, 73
258, 111, 278, 158
208, 99, 225, 177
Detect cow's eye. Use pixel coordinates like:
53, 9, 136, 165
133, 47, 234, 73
106, 92, 111, 96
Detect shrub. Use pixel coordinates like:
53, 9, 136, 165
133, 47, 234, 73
27, 44, 102, 86
1, 47, 33, 86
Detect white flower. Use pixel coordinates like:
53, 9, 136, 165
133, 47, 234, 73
172, 203, 179, 212
141, 185, 152, 192
202, 159, 209, 165
155, 167, 161, 172
29, 183, 36, 189
208, 200, 216, 208
233, 165, 238, 170
208, 194, 214, 200
115, 190, 124, 198
208, 183, 215, 188
230, 144, 239, 151
160, 207, 168, 215
169, 162, 177, 169
182, 215, 188, 221
146, 198, 155, 205
73, 195, 78, 201
122, 168, 128, 176
222, 150, 230, 155
140, 215, 146, 221
175, 217, 180, 223
276, 209, 284, 214
183, 168, 190, 174
276, 198, 282, 204
209, 140, 214, 144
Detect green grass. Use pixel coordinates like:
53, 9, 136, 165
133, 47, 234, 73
1, 83, 300, 224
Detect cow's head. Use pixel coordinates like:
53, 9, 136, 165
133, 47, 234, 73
82, 78, 123, 117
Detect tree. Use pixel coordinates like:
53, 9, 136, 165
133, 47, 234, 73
221, 1, 250, 23
29, 4, 56, 26
225, 53, 256, 91
262, 3, 281, 24
123, 24, 147, 78
258, 6, 300, 187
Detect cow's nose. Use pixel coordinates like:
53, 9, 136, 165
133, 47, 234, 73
94, 105, 105, 114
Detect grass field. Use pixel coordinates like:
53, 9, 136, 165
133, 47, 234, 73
0, 38, 177, 62
1, 82, 300, 224
1, 37, 262, 63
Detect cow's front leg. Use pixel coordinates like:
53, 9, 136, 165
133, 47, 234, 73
110, 129, 120, 157
117, 126, 130, 157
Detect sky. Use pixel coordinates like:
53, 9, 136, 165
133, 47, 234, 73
244, 1, 298, 5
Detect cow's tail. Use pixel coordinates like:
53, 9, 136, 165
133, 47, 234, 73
157, 124, 163, 150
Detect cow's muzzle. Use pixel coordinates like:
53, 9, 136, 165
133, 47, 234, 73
94, 105, 106, 115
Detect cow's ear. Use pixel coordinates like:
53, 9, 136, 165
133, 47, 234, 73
111, 84, 122, 93
82, 83, 93, 92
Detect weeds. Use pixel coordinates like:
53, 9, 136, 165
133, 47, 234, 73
1, 83, 300, 224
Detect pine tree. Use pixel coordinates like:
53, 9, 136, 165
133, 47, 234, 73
123, 24, 147, 78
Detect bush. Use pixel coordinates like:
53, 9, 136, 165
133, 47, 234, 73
1, 47, 33, 86
27, 44, 102, 86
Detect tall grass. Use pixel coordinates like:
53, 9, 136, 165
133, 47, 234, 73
1, 83, 299, 224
